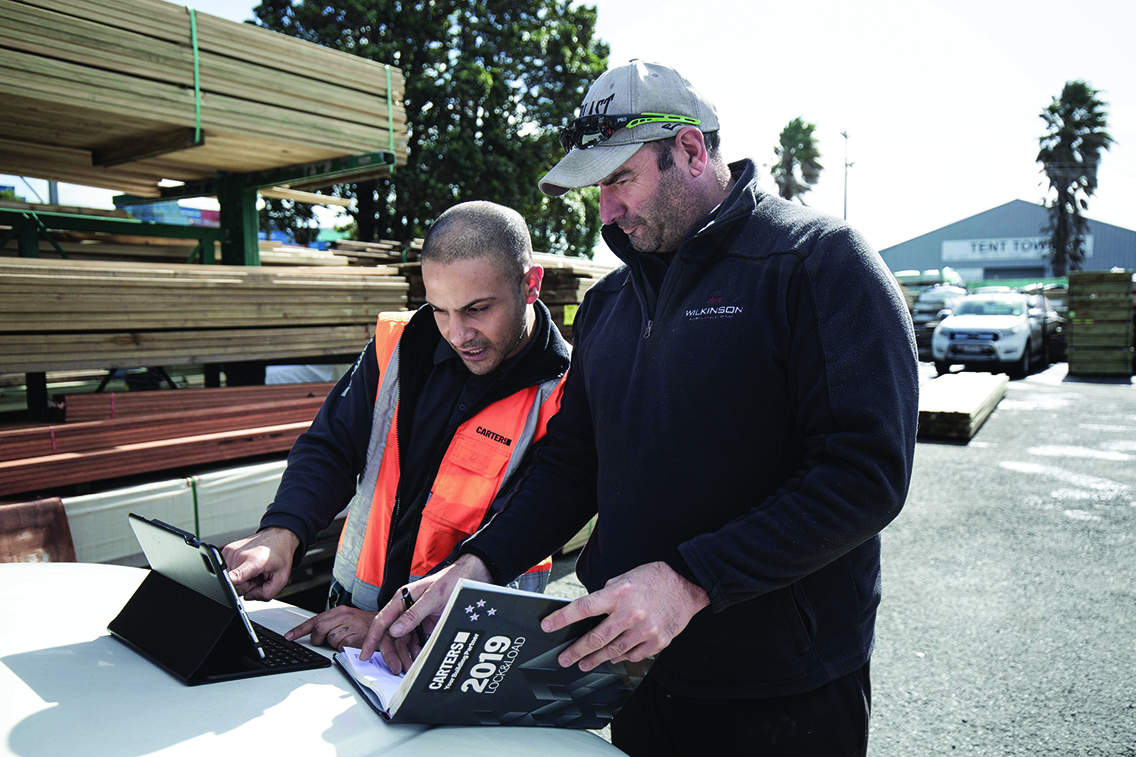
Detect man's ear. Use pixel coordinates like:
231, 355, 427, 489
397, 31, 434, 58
675, 126, 709, 177
523, 264, 544, 304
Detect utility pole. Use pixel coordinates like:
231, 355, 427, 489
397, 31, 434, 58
841, 131, 851, 220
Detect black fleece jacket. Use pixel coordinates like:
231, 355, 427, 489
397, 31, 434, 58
463, 160, 919, 698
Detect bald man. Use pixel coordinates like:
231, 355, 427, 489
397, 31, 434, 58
222, 201, 570, 653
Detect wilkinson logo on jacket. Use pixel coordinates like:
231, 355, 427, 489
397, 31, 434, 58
685, 289, 744, 320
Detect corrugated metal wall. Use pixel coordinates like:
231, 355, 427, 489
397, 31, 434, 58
880, 200, 1136, 277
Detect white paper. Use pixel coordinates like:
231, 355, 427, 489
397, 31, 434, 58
342, 647, 404, 708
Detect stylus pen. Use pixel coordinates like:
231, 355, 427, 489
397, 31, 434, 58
401, 586, 429, 646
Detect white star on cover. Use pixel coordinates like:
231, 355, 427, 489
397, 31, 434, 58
464, 597, 497, 622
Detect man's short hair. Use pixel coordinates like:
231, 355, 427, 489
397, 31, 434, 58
420, 201, 533, 279
647, 130, 722, 172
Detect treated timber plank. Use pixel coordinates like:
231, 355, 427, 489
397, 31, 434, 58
1067, 347, 1134, 376
0, 397, 324, 462
917, 373, 1009, 442
0, 421, 309, 498
59, 381, 334, 422
1068, 300, 1135, 321
0, 323, 377, 373
1068, 271, 1134, 286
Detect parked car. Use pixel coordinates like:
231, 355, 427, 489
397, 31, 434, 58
912, 284, 967, 360
931, 292, 1056, 378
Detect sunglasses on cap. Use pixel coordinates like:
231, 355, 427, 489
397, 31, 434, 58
558, 112, 701, 154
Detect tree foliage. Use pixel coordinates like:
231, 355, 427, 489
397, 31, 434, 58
1037, 80, 1113, 276
259, 197, 319, 245
250, 0, 609, 257
771, 117, 823, 203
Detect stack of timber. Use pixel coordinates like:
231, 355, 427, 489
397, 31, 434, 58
917, 372, 1009, 442
5, 229, 212, 265
259, 241, 349, 267
0, 0, 407, 197
0, 383, 333, 499
535, 253, 616, 342
1, 208, 349, 266
329, 239, 423, 266
0, 257, 409, 374
400, 248, 615, 342
1066, 270, 1135, 377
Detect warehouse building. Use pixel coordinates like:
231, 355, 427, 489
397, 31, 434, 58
879, 200, 1136, 283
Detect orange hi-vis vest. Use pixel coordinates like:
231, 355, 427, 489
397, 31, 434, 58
332, 312, 565, 611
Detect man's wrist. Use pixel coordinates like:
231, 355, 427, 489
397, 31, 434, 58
455, 553, 492, 583
660, 560, 710, 613
262, 526, 301, 553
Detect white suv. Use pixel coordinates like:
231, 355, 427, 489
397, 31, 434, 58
931, 293, 1048, 378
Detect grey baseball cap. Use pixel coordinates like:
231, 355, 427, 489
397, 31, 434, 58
539, 60, 720, 197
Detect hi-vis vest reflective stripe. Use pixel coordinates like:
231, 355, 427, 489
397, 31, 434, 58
332, 311, 565, 611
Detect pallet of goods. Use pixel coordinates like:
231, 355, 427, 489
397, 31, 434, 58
917, 372, 1009, 442
1066, 270, 1135, 377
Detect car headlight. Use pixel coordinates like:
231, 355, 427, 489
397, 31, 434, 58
1002, 323, 1025, 337
937, 326, 952, 337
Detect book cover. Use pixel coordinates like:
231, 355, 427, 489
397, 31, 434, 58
334, 578, 651, 728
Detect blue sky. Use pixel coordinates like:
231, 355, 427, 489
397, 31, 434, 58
7, 0, 1135, 259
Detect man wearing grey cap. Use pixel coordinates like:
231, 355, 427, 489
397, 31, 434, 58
363, 60, 919, 755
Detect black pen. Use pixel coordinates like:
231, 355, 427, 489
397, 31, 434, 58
401, 586, 428, 646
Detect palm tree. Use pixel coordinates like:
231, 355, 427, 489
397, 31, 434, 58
1037, 81, 1113, 276
771, 117, 823, 202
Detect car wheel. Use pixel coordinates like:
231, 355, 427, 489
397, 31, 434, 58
1011, 346, 1030, 379
934, 360, 950, 376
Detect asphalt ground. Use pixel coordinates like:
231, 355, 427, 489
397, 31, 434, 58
549, 361, 1136, 755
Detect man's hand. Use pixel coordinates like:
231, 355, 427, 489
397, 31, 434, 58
221, 527, 300, 601
358, 554, 492, 674
541, 561, 710, 672
285, 605, 376, 652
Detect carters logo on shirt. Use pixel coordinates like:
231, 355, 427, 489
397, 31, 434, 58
685, 290, 744, 321
476, 426, 513, 447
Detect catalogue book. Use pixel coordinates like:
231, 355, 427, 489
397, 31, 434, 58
334, 578, 651, 728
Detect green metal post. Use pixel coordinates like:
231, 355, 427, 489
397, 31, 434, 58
17, 215, 39, 258
26, 372, 48, 421
215, 173, 260, 266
